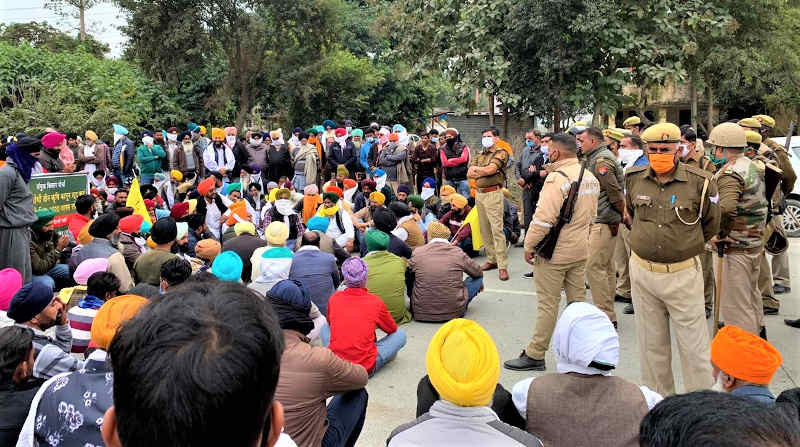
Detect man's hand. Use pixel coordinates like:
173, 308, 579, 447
539, 170, 548, 178
345, 239, 355, 252
524, 251, 535, 265
356, 222, 368, 232
219, 214, 228, 224
219, 168, 227, 175
622, 212, 631, 230
528, 165, 536, 173
57, 301, 68, 325
57, 234, 70, 251
516, 178, 525, 187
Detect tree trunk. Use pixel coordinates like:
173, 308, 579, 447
488, 94, 495, 127
79, 0, 86, 41
706, 83, 713, 133
236, 83, 250, 129
553, 103, 561, 133
690, 76, 697, 130
503, 106, 509, 138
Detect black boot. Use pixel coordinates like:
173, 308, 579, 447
785, 318, 800, 328
504, 351, 546, 371
759, 326, 768, 341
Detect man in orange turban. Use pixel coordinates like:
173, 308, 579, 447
711, 325, 782, 404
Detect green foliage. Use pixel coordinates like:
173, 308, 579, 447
0, 42, 185, 140
0, 22, 109, 58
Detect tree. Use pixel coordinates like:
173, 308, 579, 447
44, 0, 107, 41
0, 22, 109, 58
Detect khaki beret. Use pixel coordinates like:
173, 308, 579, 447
602, 128, 626, 142
622, 116, 641, 127
753, 115, 776, 128
641, 123, 681, 144
738, 117, 762, 129
745, 130, 763, 145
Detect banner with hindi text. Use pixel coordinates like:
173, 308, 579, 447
30, 173, 89, 234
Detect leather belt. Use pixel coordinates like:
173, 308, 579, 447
631, 252, 696, 274
477, 185, 501, 193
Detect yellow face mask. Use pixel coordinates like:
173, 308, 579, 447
649, 153, 676, 174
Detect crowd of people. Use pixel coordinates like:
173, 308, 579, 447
0, 116, 798, 447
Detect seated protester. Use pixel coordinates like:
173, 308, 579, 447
360, 207, 412, 260
363, 230, 411, 324
100, 282, 295, 447
67, 194, 95, 243
117, 214, 146, 271
30, 209, 72, 291
304, 217, 350, 267
105, 188, 128, 215
328, 257, 406, 376
211, 251, 244, 283
440, 193, 478, 257
59, 257, 109, 311
250, 222, 293, 294
18, 295, 148, 447
639, 391, 800, 447
7, 281, 82, 379
396, 184, 411, 203
407, 194, 434, 233
0, 326, 42, 446
195, 239, 221, 274
222, 221, 267, 283
67, 271, 120, 354
197, 175, 228, 240
389, 201, 424, 249
263, 188, 304, 250
0, 268, 24, 328
359, 179, 378, 205
324, 165, 349, 192
408, 222, 483, 322
299, 184, 323, 225
219, 199, 252, 244
69, 213, 134, 292
289, 232, 341, 316
373, 169, 397, 204
343, 179, 366, 214
511, 302, 662, 447
435, 185, 455, 219
272, 280, 368, 447
419, 177, 438, 204
134, 217, 179, 287
502, 189, 521, 245
245, 181, 267, 226
353, 191, 385, 234
316, 190, 355, 252
388, 320, 542, 447
160, 257, 192, 293
710, 325, 783, 405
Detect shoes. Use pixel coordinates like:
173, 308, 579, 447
705, 308, 711, 319
504, 351, 546, 371
623, 303, 634, 314
481, 263, 498, 271
717, 321, 725, 330
774, 284, 791, 294
614, 294, 632, 303
612, 321, 618, 330
785, 318, 800, 328
522, 272, 533, 279
764, 307, 779, 316
759, 326, 768, 341
499, 269, 509, 281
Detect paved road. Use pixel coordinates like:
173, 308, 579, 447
355, 242, 800, 446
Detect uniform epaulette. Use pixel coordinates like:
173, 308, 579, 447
684, 164, 714, 179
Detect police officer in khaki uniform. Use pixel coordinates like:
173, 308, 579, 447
753, 115, 796, 297
626, 122, 720, 396
468, 128, 510, 281
622, 116, 644, 136
504, 134, 600, 371
709, 122, 768, 336
577, 127, 624, 327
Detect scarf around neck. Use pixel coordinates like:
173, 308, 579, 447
78, 295, 105, 310
6, 143, 37, 182
318, 204, 339, 217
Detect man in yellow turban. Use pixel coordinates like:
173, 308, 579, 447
387, 319, 542, 446
710, 325, 782, 404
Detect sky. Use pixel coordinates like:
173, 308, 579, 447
0, 0, 127, 57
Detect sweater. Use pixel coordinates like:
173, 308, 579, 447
133, 249, 177, 286
364, 251, 411, 324
328, 287, 398, 373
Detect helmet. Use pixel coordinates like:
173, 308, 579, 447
766, 227, 788, 255
706, 122, 747, 148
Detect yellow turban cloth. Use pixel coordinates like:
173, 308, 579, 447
426, 318, 500, 407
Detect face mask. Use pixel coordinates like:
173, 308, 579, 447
367, 137, 374, 143
710, 153, 727, 167
142, 136, 154, 146
526, 140, 535, 148
431, 137, 439, 143
250, 138, 261, 145
618, 148, 643, 167
167, 133, 178, 142
540, 145, 549, 154
446, 138, 456, 147
226, 136, 236, 145
346, 127, 352, 133
481, 137, 494, 148
679, 144, 690, 158
649, 153, 676, 174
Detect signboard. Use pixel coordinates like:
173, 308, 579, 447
30, 173, 89, 233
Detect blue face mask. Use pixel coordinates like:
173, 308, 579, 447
367, 137, 374, 143
526, 141, 535, 148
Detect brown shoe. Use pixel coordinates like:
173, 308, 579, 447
481, 263, 498, 271
499, 269, 509, 281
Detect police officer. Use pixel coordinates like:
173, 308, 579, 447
577, 127, 624, 327
626, 122, 720, 396
709, 122, 768, 336
753, 115, 795, 296
468, 128, 510, 281
622, 116, 644, 136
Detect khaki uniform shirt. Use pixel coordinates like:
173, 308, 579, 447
471, 146, 509, 188
625, 162, 720, 263
763, 138, 796, 195
525, 158, 600, 264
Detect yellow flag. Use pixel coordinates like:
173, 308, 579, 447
126, 178, 152, 224
458, 206, 482, 251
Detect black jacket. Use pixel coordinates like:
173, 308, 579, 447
0, 377, 44, 446
327, 140, 357, 174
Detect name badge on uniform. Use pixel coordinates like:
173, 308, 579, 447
636, 195, 650, 201
710, 194, 719, 204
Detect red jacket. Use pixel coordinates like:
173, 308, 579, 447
67, 213, 91, 242
328, 287, 398, 373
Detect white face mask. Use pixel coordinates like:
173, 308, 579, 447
431, 137, 439, 143
421, 187, 435, 201
680, 144, 690, 158
346, 127, 352, 133
481, 137, 495, 148
618, 148, 644, 168
142, 136, 154, 146
167, 133, 178, 142
250, 138, 261, 145
540, 145, 549, 155
226, 135, 236, 145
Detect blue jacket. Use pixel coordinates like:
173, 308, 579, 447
731, 385, 776, 405
360, 140, 373, 171
288, 248, 341, 316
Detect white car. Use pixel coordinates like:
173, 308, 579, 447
770, 137, 800, 237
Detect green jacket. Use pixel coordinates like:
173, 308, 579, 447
364, 250, 411, 324
30, 229, 60, 276
136, 144, 167, 175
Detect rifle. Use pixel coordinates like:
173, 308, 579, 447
784, 120, 795, 153
534, 155, 588, 260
